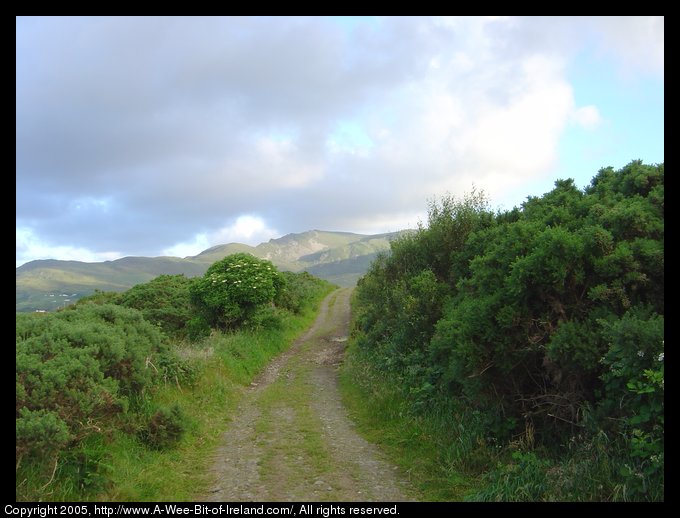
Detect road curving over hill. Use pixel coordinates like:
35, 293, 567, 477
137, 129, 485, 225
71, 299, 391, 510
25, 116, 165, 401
202, 288, 415, 502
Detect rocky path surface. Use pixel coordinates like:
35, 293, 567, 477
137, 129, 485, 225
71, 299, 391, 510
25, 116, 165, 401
202, 288, 414, 502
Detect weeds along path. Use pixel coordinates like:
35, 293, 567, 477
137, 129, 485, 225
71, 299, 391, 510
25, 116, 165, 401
202, 288, 414, 502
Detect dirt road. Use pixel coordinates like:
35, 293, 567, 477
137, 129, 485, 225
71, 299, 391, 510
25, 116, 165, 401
202, 288, 414, 502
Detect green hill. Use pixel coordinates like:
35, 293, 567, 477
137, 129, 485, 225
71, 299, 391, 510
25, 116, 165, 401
16, 230, 407, 312
304, 252, 383, 287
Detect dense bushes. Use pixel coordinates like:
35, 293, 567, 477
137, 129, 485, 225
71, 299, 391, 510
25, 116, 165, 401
119, 274, 197, 340
352, 161, 663, 500
275, 271, 326, 313
75, 275, 200, 340
16, 305, 187, 469
16, 255, 333, 500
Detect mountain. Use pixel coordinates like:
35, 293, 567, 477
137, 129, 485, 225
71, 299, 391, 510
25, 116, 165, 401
16, 230, 408, 312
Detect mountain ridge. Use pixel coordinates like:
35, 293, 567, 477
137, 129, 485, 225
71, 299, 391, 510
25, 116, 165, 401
16, 229, 409, 312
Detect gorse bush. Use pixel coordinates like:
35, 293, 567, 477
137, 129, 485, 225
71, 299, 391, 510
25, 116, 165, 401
275, 271, 325, 314
352, 161, 663, 500
75, 275, 205, 341
15, 303, 192, 495
118, 274, 197, 340
16, 409, 71, 462
140, 404, 187, 450
16, 254, 333, 500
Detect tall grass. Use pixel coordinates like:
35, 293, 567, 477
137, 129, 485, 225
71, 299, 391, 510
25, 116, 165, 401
340, 333, 661, 501
339, 342, 486, 501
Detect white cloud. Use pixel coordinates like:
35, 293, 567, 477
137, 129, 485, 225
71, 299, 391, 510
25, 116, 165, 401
347, 211, 426, 236
354, 52, 576, 206
594, 17, 664, 78
572, 105, 602, 130
16, 227, 121, 267
210, 215, 279, 245
253, 136, 324, 188
16, 17, 663, 264
162, 215, 279, 258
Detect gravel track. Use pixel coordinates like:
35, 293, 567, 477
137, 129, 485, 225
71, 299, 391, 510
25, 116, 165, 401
202, 289, 414, 502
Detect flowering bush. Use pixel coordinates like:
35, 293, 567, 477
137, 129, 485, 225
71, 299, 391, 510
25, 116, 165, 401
190, 253, 284, 330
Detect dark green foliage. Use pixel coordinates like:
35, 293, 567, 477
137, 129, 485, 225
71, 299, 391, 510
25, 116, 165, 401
353, 161, 664, 500
190, 253, 285, 330
185, 316, 211, 341
597, 308, 664, 496
118, 274, 197, 340
16, 304, 188, 467
16, 409, 71, 462
74, 289, 123, 306
140, 404, 187, 450
275, 271, 326, 313
16, 254, 332, 500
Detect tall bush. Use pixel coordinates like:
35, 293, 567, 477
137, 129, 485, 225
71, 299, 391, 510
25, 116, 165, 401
353, 161, 664, 500
190, 253, 284, 330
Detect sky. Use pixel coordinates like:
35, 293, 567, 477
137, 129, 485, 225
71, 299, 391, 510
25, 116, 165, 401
16, 16, 664, 267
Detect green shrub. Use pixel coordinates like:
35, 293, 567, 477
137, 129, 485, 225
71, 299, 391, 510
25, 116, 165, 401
275, 271, 326, 313
16, 409, 70, 463
140, 404, 187, 450
246, 305, 285, 330
190, 253, 284, 330
16, 304, 168, 465
185, 316, 211, 341
73, 290, 123, 306
351, 161, 664, 500
119, 275, 197, 340
598, 308, 664, 499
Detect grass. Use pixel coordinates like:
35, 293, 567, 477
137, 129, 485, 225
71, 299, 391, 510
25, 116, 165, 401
255, 370, 336, 497
339, 334, 655, 502
17, 284, 334, 502
99, 361, 240, 501
252, 311, 337, 499
102, 288, 334, 501
339, 340, 483, 501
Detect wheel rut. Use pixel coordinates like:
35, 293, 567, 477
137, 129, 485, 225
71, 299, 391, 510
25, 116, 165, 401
202, 288, 414, 502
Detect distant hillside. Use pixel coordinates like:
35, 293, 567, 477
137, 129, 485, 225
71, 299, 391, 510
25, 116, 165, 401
16, 230, 408, 312
304, 252, 383, 288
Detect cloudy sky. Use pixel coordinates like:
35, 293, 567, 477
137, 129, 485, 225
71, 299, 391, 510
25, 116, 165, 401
16, 16, 663, 267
